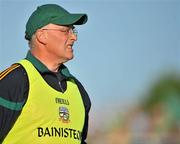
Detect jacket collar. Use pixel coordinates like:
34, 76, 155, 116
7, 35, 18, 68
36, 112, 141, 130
25, 51, 73, 78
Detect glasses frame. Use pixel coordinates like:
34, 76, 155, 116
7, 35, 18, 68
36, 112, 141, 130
41, 26, 78, 36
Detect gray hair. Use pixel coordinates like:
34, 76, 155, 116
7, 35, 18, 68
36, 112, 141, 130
28, 34, 36, 49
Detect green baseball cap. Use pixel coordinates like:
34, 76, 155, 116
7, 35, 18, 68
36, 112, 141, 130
25, 4, 88, 40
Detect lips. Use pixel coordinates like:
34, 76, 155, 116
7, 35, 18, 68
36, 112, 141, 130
67, 43, 74, 49
67, 45, 72, 48
67, 44, 73, 52
68, 43, 73, 47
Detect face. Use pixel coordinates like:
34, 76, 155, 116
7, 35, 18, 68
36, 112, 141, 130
41, 24, 77, 63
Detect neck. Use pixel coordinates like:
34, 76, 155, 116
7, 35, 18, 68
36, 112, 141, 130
30, 49, 61, 72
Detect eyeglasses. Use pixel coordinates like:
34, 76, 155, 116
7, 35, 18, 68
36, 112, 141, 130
42, 27, 78, 37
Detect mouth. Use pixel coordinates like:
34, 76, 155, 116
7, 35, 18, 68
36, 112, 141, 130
67, 44, 73, 49
67, 44, 74, 52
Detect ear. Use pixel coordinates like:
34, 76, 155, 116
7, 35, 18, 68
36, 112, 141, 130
35, 29, 47, 45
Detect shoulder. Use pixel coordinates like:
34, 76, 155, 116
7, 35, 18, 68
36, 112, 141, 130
0, 63, 28, 110
0, 63, 28, 96
0, 64, 27, 82
0, 63, 28, 100
0, 64, 28, 110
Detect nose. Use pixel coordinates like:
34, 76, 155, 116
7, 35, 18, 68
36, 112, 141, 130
70, 33, 77, 41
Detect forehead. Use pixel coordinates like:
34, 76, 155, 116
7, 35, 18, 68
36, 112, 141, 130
42, 23, 71, 29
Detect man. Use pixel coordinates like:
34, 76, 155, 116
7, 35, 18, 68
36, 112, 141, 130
0, 4, 91, 144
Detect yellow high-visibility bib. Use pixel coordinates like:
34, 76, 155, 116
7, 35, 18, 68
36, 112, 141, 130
3, 59, 85, 144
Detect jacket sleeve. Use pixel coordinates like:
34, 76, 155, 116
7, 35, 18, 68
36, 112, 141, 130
74, 78, 91, 144
0, 64, 28, 142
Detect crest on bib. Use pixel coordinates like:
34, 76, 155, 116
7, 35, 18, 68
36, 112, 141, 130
59, 106, 70, 123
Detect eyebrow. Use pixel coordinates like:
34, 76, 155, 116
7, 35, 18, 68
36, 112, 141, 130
60, 25, 75, 29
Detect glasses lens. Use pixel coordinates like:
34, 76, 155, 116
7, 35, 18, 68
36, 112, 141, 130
72, 28, 78, 36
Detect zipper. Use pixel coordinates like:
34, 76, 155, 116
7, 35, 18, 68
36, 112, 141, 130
56, 73, 65, 93
58, 81, 65, 93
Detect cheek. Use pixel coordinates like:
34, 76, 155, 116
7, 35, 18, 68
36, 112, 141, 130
50, 37, 66, 50
54, 36, 68, 48
46, 34, 69, 55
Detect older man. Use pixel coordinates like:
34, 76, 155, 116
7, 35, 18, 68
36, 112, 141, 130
0, 4, 91, 144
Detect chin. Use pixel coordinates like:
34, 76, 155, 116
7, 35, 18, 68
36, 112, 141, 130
68, 55, 74, 60
68, 53, 74, 59
64, 55, 74, 63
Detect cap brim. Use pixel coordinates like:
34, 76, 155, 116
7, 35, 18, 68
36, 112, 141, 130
52, 14, 88, 25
